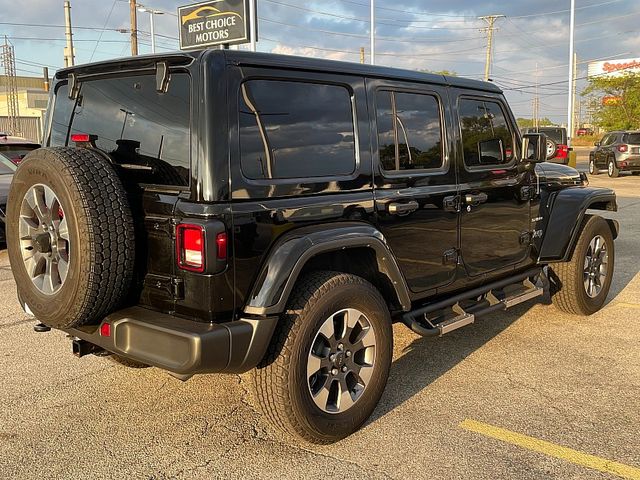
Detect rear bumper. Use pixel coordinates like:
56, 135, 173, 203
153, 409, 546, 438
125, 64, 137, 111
64, 306, 278, 376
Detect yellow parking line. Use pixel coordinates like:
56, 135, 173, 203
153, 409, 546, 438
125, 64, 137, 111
459, 419, 640, 480
613, 302, 640, 310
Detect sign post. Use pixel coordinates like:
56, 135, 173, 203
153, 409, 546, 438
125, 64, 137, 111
178, 0, 254, 50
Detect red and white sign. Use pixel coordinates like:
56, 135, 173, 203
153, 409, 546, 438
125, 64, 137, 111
588, 58, 640, 78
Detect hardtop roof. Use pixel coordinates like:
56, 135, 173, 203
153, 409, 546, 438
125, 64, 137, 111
56, 49, 502, 93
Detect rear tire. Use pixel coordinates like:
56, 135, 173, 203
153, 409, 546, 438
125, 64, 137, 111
253, 271, 392, 444
607, 158, 620, 178
550, 215, 614, 315
6, 147, 135, 329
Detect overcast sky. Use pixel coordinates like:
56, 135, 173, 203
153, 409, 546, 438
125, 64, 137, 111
1, 0, 639, 123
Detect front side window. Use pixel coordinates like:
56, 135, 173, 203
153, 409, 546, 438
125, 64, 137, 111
459, 98, 515, 167
376, 91, 443, 171
239, 80, 356, 180
70, 73, 190, 186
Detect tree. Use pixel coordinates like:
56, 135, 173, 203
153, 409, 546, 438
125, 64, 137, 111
582, 73, 640, 131
516, 117, 555, 128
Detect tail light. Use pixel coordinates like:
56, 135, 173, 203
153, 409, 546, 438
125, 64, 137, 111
176, 224, 205, 272
556, 144, 569, 159
618, 144, 628, 153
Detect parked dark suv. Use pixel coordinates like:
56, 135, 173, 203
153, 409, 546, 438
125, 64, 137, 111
7, 51, 618, 444
589, 130, 640, 177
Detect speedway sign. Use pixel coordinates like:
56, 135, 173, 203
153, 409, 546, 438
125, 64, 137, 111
588, 58, 640, 79
178, 0, 250, 49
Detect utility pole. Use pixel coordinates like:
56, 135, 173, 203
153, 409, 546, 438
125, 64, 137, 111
566, 0, 576, 145
360, 47, 365, 64
370, 0, 375, 65
43, 67, 49, 92
1, 37, 21, 136
534, 62, 539, 130
478, 14, 504, 81
63, 1, 75, 67
129, 0, 138, 56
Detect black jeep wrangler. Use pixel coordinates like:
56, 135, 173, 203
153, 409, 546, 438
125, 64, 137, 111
7, 50, 618, 444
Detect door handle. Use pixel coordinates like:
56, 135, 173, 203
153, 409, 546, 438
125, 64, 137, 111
464, 192, 488, 206
388, 201, 419, 215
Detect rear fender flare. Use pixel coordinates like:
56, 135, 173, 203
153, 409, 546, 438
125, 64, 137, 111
538, 187, 618, 262
243, 223, 411, 315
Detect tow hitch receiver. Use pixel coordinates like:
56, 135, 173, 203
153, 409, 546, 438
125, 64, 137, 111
71, 338, 104, 358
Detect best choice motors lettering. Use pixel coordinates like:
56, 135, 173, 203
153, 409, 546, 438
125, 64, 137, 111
179, 0, 249, 49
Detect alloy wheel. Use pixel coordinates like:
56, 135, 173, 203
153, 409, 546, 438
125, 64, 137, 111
583, 234, 608, 298
307, 308, 376, 414
18, 184, 70, 295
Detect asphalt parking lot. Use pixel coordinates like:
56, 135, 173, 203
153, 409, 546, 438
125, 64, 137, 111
0, 149, 638, 479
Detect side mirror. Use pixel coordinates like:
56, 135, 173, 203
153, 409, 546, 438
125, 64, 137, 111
478, 138, 504, 164
594, 142, 600, 147
522, 133, 547, 163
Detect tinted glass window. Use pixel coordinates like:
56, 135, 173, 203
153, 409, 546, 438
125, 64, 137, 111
539, 128, 565, 144
239, 80, 356, 179
623, 133, 640, 144
602, 134, 616, 146
459, 98, 514, 167
69, 73, 190, 186
0, 154, 16, 174
48, 83, 74, 147
0, 145, 39, 162
376, 91, 443, 171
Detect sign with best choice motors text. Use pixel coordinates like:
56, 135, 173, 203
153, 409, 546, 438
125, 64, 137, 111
178, 0, 250, 50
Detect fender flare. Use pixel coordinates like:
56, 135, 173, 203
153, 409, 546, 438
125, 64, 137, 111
538, 186, 618, 262
243, 223, 411, 315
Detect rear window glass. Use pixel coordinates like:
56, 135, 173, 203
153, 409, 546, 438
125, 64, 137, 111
0, 155, 16, 173
239, 79, 356, 180
0, 145, 39, 162
623, 133, 640, 144
539, 128, 565, 144
48, 83, 74, 147
68, 73, 191, 187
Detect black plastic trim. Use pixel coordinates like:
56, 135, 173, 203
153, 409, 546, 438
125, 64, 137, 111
243, 222, 411, 315
538, 187, 617, 262
63, 307, 278, 375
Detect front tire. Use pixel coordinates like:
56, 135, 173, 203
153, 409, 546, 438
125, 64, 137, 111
253, 271, 393, 444
608, 158, 620, 178
550, 215, 614, 315
588, 158, 599, 175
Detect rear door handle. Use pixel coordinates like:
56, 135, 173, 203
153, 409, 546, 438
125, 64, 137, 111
464, 192, 488, 206
388, 201, 419, 215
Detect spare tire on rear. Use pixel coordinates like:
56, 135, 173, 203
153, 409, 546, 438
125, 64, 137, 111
7, 147, 135, 329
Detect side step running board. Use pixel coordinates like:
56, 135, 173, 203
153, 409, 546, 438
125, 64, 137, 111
402, 267, 547, 338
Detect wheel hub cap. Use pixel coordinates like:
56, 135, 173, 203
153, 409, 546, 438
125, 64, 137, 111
583, 235, 608, 298
307, 308, 376, 414
19, 184, 70, 295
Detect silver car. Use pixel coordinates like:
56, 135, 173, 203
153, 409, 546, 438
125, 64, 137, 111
589, 130, 640, 177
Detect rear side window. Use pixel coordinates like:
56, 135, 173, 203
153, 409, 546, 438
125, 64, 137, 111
239, 80, 356, 180
48, 83, 74, 147
459, 98, 515, 167
622, 133, 640, 144
376, 90, 443, 171
70, 73, 190, 187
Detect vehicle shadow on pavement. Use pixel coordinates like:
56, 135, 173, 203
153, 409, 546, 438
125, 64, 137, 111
368, 304, 534, 424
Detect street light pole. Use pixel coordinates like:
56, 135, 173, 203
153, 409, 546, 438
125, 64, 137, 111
138, 4, 164, 54
370, 0, 375, 65
567, 0, 576, 145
